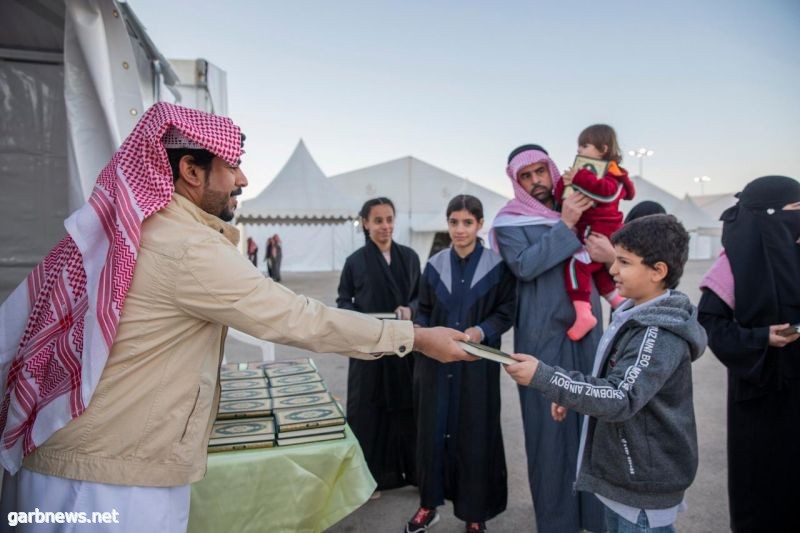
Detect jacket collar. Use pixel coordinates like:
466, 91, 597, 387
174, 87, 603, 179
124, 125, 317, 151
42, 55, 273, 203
169, 193, 240, 245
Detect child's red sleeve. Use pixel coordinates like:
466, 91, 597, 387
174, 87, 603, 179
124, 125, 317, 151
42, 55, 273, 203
554, 179, 566, 201
571, 169, 625, 204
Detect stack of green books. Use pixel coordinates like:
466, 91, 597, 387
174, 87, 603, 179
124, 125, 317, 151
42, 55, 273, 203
211, 358, 347, 450
218, 367, 273, 419
274, 401, 346, 446
208, 417, 275, 452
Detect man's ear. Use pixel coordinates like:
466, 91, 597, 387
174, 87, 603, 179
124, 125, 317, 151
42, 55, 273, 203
178, 155, 204, 187
651, 261, 669, 285
601, 144, 610, 158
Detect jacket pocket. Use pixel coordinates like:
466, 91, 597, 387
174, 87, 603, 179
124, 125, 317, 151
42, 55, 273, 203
170, 381, 213, 465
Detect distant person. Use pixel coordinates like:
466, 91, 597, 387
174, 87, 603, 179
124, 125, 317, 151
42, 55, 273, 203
406, 195, 515, 533
246, 236, 258, 267
492, 144, 604, 533
265, 234, 282, 281
336, 197, 420, 495
556, 124, 635, 340
698, 175, 800, 532
507, 214, 707, 533
585, 200, 667, 268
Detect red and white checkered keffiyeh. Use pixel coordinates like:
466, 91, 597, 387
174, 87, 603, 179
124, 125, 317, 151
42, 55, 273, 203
0, 102, 242, 473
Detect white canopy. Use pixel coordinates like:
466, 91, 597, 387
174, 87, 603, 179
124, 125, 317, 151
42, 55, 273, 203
238, 140, 360, 224
330, 156, 510, 264
624, 176, 723, 259
238, 141, 361, 272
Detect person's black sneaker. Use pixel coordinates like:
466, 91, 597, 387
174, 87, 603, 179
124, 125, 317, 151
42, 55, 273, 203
405, 507, 439, 532
465, 522, 486, 533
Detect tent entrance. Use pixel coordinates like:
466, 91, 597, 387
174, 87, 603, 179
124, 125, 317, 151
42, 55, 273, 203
429, 232, 451, 257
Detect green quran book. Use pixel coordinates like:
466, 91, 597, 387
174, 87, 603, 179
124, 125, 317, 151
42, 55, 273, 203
219, 368, 264, 381
277, 431, 345, 446
268, 382, 327, 398
275, 402, 345, 433
264, 361, 317, 379
272, 392, 333, 410
220, 378, 269, 391
254, 358, 312, 370
268, 372, 323, 387
220, 388, 270, 402
458, 341, 516, 365
217, 398, 273, 419
276, 423, 344, 438
368, 312, 399, 319
208, 417, 275, 452
572, 155, 609, 179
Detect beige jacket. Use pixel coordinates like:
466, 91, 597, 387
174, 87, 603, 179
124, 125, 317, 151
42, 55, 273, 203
24, 194, 414, 487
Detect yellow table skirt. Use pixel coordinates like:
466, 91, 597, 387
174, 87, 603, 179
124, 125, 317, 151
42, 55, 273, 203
188, 426, 375, 533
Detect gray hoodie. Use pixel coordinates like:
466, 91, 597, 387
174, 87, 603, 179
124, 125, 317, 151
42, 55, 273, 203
528, 290, 707, 509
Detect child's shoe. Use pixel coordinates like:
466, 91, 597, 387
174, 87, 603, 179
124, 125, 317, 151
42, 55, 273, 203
603, 290, 626, 309
567, 301, 598, 341
405, 507, 439, 533
465, 522, 487, 532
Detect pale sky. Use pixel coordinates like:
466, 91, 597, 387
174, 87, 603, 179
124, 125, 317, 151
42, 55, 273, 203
129, 0, 800, 201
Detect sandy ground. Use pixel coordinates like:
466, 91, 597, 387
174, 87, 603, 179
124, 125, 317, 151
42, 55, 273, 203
238, 260, 728, 532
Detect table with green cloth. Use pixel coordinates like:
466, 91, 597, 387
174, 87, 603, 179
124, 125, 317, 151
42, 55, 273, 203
188, 426, 375, 533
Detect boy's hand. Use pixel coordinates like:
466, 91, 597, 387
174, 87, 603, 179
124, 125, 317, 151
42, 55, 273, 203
551, 402, 568, 422
464, 326, 482, 342
505, 353, 539, 386
769, 324, 800, 347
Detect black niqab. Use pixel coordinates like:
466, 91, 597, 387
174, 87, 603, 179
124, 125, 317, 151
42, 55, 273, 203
720, 175, 800, 326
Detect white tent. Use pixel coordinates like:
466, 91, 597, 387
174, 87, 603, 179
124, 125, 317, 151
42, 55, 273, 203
624, 176, 723, 259
238, 140, 361, 272
330, 157, 510, 264
0, 0, 205, 302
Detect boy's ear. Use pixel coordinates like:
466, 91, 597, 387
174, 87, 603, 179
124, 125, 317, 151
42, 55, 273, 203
650, 261, 669, 286
601, 144, 610, 158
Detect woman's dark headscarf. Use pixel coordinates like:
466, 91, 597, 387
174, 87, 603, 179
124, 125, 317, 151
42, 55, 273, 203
624, 200, 666, 223
721, 175, 800, 326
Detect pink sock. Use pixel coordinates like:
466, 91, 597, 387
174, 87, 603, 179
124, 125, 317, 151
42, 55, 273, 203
603, 290, 626, 309
567, 301, 597, 341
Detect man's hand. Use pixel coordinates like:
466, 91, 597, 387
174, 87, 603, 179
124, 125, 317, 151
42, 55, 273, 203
504, 353, 539, 386
562, 167, 576, 186
395, 306, 412, 320
413, 327, 477, 363
769, 324, 800, 347
551, 402, 568, 422
585, 232, 615, 267
464, 326, 482, 342
560, 192, 593, 229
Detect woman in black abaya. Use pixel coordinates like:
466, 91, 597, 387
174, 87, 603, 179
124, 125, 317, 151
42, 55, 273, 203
337, 197, 420, 492
698, 176, 800, 532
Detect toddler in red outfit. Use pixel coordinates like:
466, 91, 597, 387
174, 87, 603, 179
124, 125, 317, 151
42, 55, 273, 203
555, 124, 636, 340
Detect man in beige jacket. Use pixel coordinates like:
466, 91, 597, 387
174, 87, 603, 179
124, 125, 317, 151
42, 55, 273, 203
0, 104, 471, 532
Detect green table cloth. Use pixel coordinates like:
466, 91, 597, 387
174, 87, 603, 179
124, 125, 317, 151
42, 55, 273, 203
188, 426, 375, 533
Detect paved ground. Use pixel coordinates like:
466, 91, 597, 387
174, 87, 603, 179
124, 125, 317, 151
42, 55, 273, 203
261, 260, 728, 532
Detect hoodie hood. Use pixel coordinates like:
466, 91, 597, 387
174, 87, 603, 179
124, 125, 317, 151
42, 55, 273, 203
626, 290, 707, 361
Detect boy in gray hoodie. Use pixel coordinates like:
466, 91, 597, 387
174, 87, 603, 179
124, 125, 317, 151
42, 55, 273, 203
506, 214, 707, 532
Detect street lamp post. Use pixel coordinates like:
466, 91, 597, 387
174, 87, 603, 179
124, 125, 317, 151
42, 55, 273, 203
627, 147, 655, 178
693, 175, 711, 196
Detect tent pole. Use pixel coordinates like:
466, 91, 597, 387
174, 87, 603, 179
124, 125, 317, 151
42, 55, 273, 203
407, 157, 412, 246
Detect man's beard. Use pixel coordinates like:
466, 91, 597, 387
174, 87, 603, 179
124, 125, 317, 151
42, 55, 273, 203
530, 184, 553, 205
201, 187, 242, 222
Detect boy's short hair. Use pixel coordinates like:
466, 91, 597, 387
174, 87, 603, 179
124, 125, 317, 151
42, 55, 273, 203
611, 214, 689, 289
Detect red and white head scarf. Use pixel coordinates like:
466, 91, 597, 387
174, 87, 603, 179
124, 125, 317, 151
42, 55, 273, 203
488, 147, 564, 251
0, 102, 242, 472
